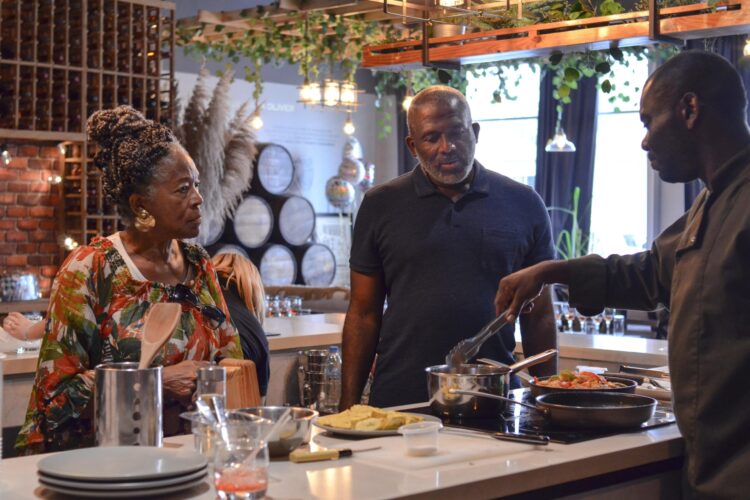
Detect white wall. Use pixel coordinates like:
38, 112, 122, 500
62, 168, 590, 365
175, 72, 398, 213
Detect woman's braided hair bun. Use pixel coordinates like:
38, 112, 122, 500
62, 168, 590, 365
87, 105, 176, 217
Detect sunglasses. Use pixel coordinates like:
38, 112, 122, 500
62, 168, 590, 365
168, 283, 226, 330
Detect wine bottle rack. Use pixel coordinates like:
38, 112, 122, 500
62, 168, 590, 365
0, 0, 176, 246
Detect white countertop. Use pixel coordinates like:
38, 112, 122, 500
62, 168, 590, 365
0, 407, 683, 499
0, 314, 348, 376
529, 332, 669, 367
264, 313, 345, 351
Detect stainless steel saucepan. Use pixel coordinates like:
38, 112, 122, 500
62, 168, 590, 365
426, 349, 557, 419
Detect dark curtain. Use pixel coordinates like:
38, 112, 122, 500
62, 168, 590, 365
534, 70, 599, 257
683, 35, 750, 208
395, 87, 416, 175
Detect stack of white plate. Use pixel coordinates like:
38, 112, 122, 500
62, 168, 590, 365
37, 446, 208, 498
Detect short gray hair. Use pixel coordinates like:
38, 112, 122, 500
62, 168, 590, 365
406, 86, 472, 136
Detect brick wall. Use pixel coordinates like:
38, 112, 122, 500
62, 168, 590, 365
0, 142, 63, 296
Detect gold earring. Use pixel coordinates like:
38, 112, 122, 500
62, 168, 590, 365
134, 209, 156, 232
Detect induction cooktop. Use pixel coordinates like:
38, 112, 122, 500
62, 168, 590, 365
413, 389, 676, 444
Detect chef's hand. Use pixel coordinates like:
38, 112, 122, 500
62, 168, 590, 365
495, 264, 547, 322
163, 360, 202, 402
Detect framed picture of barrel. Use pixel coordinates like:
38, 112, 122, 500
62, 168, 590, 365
314, 213, 353, 287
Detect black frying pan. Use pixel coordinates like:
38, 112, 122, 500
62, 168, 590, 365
451, 389, 657, 429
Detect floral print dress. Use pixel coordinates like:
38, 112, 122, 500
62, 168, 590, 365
15, 236, 242, 455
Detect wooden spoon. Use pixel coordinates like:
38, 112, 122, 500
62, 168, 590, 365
138, 302, 182, 369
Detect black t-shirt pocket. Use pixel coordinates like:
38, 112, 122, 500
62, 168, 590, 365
481, 228, 522, 275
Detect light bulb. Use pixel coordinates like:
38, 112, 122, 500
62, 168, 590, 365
744, 38, 750, 57
339, 82, 358, 107
57, 142, 66, 155
306, 82, 321, 104
298, 84, 311, 103
1, 145, 11, 165
545, 127, 576, 153
402, 95, 414, 111
323, 79, 340, 107
343, 116, 356, 135
298, 81, 321, 105
63, 236, 79, 251
250, 112, 264, 130
48, 175, 62, 184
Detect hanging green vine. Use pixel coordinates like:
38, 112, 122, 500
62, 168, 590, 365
177, 0, 696, 137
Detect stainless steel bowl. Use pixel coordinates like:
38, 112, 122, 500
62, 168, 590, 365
238, 406, 317, 457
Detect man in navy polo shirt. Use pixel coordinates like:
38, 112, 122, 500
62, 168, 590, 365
340, 85, 558, 409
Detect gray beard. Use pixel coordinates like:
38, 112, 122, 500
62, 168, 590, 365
418, 158, 472, 187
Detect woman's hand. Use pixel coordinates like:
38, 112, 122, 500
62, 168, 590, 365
3, 312, 35, 340
162, 360, 203, 402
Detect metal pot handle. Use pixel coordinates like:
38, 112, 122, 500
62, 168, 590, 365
449, 388, 549, 416
478, 358, 534, 384
506, 348, 557, 374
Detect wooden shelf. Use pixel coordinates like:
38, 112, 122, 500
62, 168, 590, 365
0, 0, 176, 247
362, 0, 750, 69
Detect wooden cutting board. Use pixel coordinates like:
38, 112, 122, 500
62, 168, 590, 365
219, 358, 262, 409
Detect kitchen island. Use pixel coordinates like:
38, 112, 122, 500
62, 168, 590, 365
0, 406, 684, 499
2, 313, 669, 427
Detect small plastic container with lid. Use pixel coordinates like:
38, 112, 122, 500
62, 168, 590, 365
398, 421, 443, 457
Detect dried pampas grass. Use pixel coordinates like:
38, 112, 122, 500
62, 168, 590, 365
178, 65, 256, 246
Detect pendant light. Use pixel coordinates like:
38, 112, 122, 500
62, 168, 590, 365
343, 112, 356, 135
250, 100, 263, 130
545, 108, 576, 153
402, 72, 414, 111
250, 110, 264, 130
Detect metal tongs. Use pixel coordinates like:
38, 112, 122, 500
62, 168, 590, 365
446, 308, 512, 367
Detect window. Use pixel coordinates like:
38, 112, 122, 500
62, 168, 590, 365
467, 65, 541, 187
465, 57, 651, 257
589, 56, 650, 256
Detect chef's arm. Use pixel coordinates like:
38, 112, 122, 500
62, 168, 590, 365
519, 287, 558, 377
340, 270, 386, 411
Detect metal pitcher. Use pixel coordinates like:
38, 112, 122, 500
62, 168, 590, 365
95, 362, 163, 447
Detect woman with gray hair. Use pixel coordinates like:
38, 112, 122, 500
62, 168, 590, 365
15, 106, 242, 455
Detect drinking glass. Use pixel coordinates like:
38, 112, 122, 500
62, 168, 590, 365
592, 314, 606, 334
280, 298, 293, 318
611, 314, 626, 336
266, 296, 280, 318
552, 302, 564, 330
196, 365, 226, 409
603, 308, 615, 332
289, 296, 303, 316
213, 418, 269, 500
